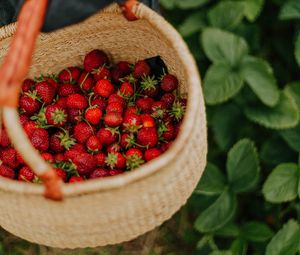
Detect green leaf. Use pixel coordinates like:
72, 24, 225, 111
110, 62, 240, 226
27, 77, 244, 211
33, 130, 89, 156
159, 0, 176, 10
279, 0, 300, 20
295, 33, 300, 67
241, 57, 279, 107
266, 220, 300, 255
201, 28, 249, 66
241, 222, 274, 242
280, 124, 300, 152
210, 251, 232, 255
208, 1, 245, 30
194, 190, 236, 232
230, 239, 248, 255
285, 81, 300, 111
226, 139, 260, 193
195, 163, 226, 195
245, 91, 299, 129
178, 11, 206, 37
176, 0, 210, 9
204, 63, 244, 105
215, 222, 240, 238
243, 0, 264, 21
263, 163, 299, 203
212, 103, 243, 150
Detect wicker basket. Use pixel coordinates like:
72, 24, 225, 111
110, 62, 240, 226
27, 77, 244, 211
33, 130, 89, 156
0, 2, 207, 248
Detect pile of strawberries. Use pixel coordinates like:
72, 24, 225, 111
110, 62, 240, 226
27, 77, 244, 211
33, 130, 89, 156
0, 49, 186, 183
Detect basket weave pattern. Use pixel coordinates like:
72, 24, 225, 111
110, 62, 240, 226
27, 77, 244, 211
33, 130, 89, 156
0, 4, 207, 248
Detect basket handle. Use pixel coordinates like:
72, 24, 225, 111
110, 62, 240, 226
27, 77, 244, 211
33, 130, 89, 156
0, 0, 139, 201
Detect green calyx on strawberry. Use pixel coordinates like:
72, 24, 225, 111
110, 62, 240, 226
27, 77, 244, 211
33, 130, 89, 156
105, 152, 126, 169
140, 75, 158, 91
45, 104, 68, 127
169, 100, 186, 122
30, 107, 47, 126
125, 154, 144, 170
58, 129, 76, 150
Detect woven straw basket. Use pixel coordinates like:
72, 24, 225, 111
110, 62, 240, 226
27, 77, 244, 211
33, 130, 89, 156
0, 2, 207, 249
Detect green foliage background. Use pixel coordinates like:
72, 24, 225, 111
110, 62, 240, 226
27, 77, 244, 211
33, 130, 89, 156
2, 0, 300, 254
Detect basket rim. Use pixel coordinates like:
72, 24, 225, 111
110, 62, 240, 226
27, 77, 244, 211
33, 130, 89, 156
0, 3, 205, 197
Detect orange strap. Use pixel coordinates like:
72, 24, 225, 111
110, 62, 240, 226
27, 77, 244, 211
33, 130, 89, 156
40, 169, 63, 201
120, 0, 138, 21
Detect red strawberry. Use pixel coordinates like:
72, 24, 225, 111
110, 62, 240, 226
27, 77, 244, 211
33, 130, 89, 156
18, 166, 35, 182
22, 79, 35, 93
107, 143, 121, 153
86, 135, 102, 152
104, 112, 123, 127
67, 108, 83, 123
125, 148, 144, 170
97, 128, 118, 146
0, 148, 19, 168
140, 114, 156, 128
84, 49, 109, 72
85, 107, 102, 125
140, 75, 159, 97
69, 176, 84, 183
66, 93, 88, 110
0, 129, 10, 147
111, 68, 124, 83
136, 97, 154, 113
45, 104, 68, 127
91, 98, 107, 111
74, 122, 94, 143
144, 148, 162, 161
54, 153, 66, 162
133, 60, 151, 78
41, 152, 54, 163
55, 168, 67, 182
58, 83, 80, 97
58, 66, 81, 83
0, 165, 15, 179
137, 127, 158, 148
169, 100, 186, 122
162, 123, 175, 141
105, 152, 126, 169
109, 169, 123, 176
119, 82, 134, 97
126, 148, 143, 158
161, 141, 173, 152
72, 152, 97, 176
94, 79, 115, 98
151, 101, 167, 119
44, 77, 59, 89
93, 66, 111, 81
19, 94, 41, 116
90, 168, 109, 179
161, 93, 175, 109
123, 113, 142, 133
95, 152, 106, 167
56, 97, 67, 108
16, 152, 25, 165
78, 71, 94, 91
71, 143, 86, 152
19, 115, 29, 126
161, 74, 178, 92
120, 133, 135, 149
125, 106, 138, 115
106, 102, 124, 114
23, 121, 37, 137
174, 122, 182, 137
50, 131, 75, 152
108, 94, 126, 108
30, 128, 49, 151
116, 61, 131, 75
35, 81, 56, 105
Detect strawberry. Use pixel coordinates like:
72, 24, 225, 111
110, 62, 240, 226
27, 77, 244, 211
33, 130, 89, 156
22, 79, 35, 93
140, 114, 156, 128
55, 168, 67, 182
161, 74, 178, 92
23, 121, 37, 137
95, 152, 106, 167
16, 152, 25, 165
0, 165, 15, 179
174, 122, 181, 137
41, 152, 54, 163
91, 98, 107, 111
106, 102, 124, 114
85, 107, 102, 125
44, 77, 59, 89
58, 66, 81, 83
133, 60, 151, 78
105, 152, 126, 169
126, 148, 143, 158
30, 128, 49, 151
58, 83, 80, 97
151, 101, 167, 119
45, 104, 68, 127
74, 122, 94, 143
169, 100, 186, 122
72, 152, 97, 175
125, 106, 138, 115
19, 115, 29, 126
18, 166, 35, 182
136, 97, 154, 113
137, 127, 158, 148
97, 128, 118, 146
126, 148, 144, 170
94, 79, 115, 98
104, 112, 123, 127
69, 176, 84, 183
120, 133, 136, 149
0, 148, 19, 168
144, 148, 162, 161
161, 141, 173, 152
19, 93, 41, 116
90, 168, 109, 179
119, 82, 134, 97
78, 71, 94, 92
123, 113, 142, 133
56, 97, 67, 108
86, 135, 102, 152
93, 66, 111, 81
84, 49, 109, 72
67, 108, 83, 123
140, 76, 159, 97
109, 169, 123, 176
108, 94, 126, 108
50, 131, 75, 152
161, 93, 175, 109
0, 129, 11, 147
66, 93, 88, 110
35, 81, 56, 105
116, 61, 131, 75
54, 153, 66, 162
107, 143, 121, 153
161, 123, 175, 141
